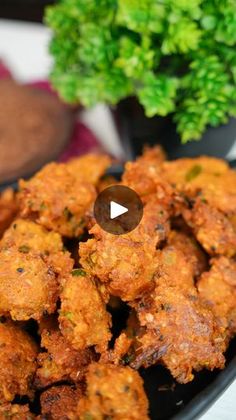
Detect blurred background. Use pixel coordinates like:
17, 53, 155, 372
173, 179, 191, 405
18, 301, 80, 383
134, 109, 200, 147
0, 0, 55, 22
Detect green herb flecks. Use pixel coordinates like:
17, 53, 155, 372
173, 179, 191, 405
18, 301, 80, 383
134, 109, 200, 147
72, 268, 86, 277
18, 245, 30, 254
63, 207, 73, 220
185, 165, 202, 182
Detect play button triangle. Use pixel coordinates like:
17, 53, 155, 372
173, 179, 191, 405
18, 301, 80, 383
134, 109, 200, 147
110, 201, 128, 219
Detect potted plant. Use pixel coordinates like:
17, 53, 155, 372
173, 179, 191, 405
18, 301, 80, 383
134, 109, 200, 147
45, 0, 236, 158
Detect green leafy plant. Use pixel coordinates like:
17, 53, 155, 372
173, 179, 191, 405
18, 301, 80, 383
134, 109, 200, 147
46, 0, 236, 143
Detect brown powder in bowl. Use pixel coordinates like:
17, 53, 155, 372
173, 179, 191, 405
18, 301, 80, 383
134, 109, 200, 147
0, 79, 75, 184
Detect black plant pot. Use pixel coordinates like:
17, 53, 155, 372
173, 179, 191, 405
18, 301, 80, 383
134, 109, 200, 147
117, 98, 236, 160
0, 0, 55, 22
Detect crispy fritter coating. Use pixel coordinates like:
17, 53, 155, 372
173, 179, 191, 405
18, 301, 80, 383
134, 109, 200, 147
162, 156, 236, 214
0, 404, 34, 419
130, 284, 226, 383
183, 201, 236, 257
163, 156, 229, 185
67, 153, 111, 185
18, 162, 96, 237
198, 257, 236, 339
59, 274, 111, 353
101, 332, 133, 365
0, 188, 18, 238
77, 362, 150, 420
97, 175, 117, 193
0, 246, 59, 321
122, 146, 174, 206
154, 245, 195, 291
79, 199, 170, 301
137, 145, 166, 165
40, 385, 82, 420
0, 219, 73, 279
80, 229, 156, 301
168, 230, 207, 277
0, 322, 38, 403
104, 242, 207, 368
35, 326, 95, 388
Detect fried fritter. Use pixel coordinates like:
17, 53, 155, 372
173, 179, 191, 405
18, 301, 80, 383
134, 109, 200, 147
162, 156, 236, 214
79, 229, 156, 301
198, 257, 236, 339
0, 321, 37, 403
101, 332, 133, 365
18, 161, 96, 237
0, 188, 18, 238
0, 246, 59, 321
0, 219, 73, 279
67, 153, 111, 185
183, 200, 236, 257
0, 404, 34, 419
130, 284, 226, 383
40, 385, 83, 420
168, 230, 207, 278
162, 156, 229, 185
103, 243, 204, 368
77, 362, 150, 420
79, 199, 170, 301
97, 175, 117, 193
59, 273, 111, 353
154, 245, 195, 291
35, 326, 95, 388
122, 146, 174, 206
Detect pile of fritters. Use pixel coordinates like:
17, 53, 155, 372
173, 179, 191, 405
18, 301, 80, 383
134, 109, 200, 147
0, 148, 235, 419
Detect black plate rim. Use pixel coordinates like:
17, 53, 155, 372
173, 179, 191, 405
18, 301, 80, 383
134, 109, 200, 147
172, 358, 236, 420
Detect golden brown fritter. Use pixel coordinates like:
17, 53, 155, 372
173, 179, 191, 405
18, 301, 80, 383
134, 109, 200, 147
59, 273, 111, 353
102, 242, 204, 368
101, 332, 133, 365
40, 385, 83, 420
0, 188, 18, 238
198, 257, 236, 339
77, 362, 150, 420
122, 146, 174, 206
79, 228, 157, 301
141, 145, 167, 163
79, 199, 170, 301
0, 321, 38, 403
35, 326, 95, 388
183, 200, 236, 257
0, 246, 59, 321
130, 284, 226, 383
0, 219, 73, 279
18, 161, 96, 237
162, 156, 236, 214
168, 230, 207, 278
0, 404, 34, 419
162, 156, 229, 186
154, 245, 195, 291
100, 311, 140, 365
97, 175, 117, 193
67, 153, 111, 185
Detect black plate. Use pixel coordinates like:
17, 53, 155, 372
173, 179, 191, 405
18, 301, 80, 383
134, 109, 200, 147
1, 160, 236, 420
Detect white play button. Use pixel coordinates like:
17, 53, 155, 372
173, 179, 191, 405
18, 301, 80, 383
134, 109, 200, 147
94, 185, 143, 235
110, 201, 128, 219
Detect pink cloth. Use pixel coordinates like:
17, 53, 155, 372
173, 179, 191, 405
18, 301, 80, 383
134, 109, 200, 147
0, 63, 101, 161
